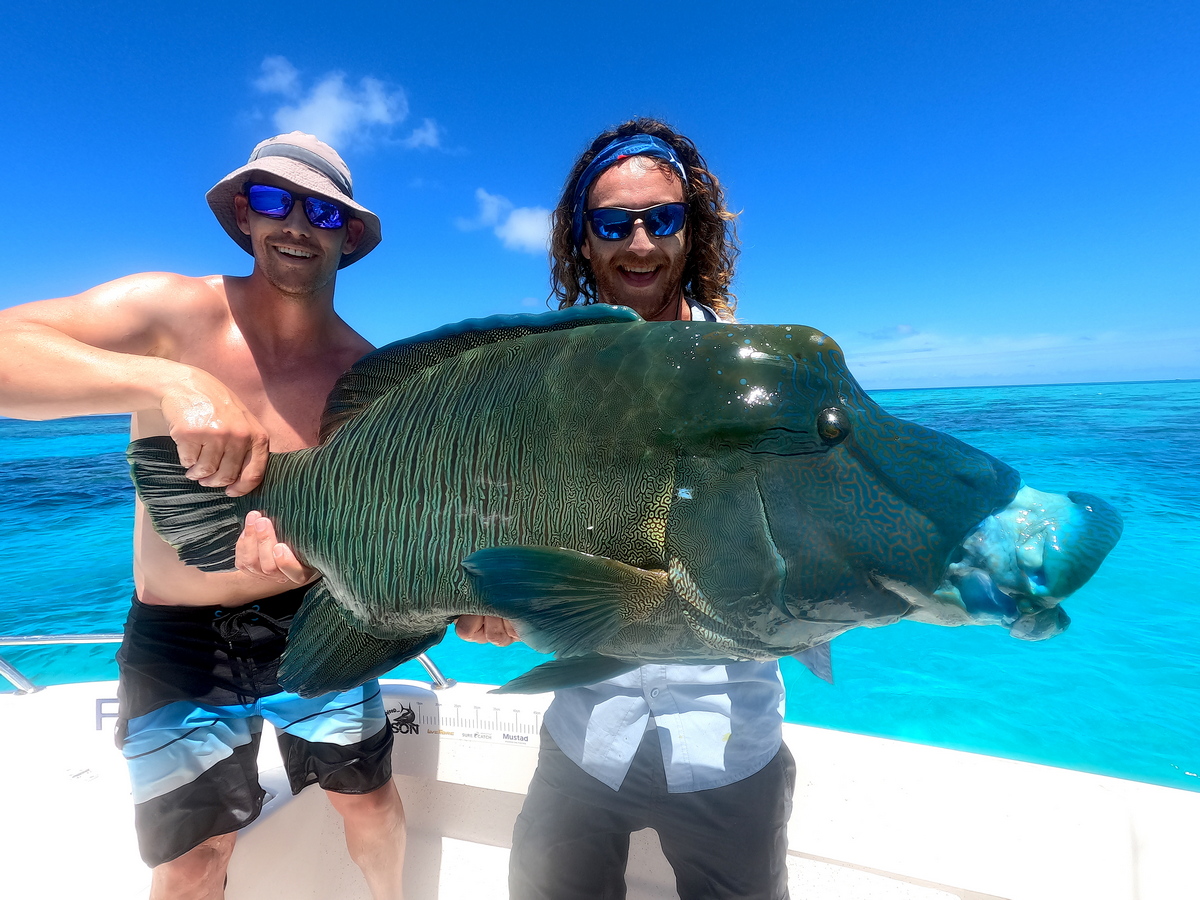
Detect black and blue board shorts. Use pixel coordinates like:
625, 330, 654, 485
115, 586, 394, 867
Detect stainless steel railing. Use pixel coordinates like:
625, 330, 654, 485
416, 653, 456, 690
0, 634, 122, 694
0, 634, 454, 694
0, 655, 40, 694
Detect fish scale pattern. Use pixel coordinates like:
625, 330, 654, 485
844, 392, 1020, 538
258, 324, 682, 640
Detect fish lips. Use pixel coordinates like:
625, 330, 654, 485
929, 485, 1123, 640
958, 486, 1123, 601
935, 566, 1071, 640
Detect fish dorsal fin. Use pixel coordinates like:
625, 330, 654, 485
319, 305, 643, 442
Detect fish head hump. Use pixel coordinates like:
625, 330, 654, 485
637, 321, 1118, 661
647, 322, 1036, 657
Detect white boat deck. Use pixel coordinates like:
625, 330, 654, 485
3, 679, 1197, 899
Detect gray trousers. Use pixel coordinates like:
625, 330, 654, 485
509, 726, 795, 900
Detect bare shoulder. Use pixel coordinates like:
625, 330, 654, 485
88, 272, 229, 315
15, 271, 222, 310
0, 271, 233, 358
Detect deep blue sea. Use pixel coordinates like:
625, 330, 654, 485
2, 380, 1197, 792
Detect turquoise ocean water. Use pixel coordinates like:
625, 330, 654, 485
1, 380, 1197, 791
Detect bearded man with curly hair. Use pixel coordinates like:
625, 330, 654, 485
547, 118, 740, 323
458, 117, 795, 900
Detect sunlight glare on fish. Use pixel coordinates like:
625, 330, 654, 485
737, 345, 777, 361
743, 386, 772, 406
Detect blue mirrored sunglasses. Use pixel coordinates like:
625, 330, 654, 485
246, 184, 346, 229
585, 203, 688, 241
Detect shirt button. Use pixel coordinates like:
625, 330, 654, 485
650, 689, 660, 698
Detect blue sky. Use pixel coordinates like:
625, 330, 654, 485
2, 0, 1196, 389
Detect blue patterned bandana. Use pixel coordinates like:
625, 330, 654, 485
571, 134, 689, 247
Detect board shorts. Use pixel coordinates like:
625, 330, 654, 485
115, 586, 394, 867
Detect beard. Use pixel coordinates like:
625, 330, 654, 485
590, 250, 688, 321
253, 233, 340, 299
258, 261, 337, 300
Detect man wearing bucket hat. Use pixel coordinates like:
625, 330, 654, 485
458, 117, 796, 900
207, 132, 382, 270
0, 132, 406, 899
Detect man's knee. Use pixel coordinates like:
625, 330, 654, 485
327, 781, 406, 886
150, 833, 236, 900
327, 780, 405, 827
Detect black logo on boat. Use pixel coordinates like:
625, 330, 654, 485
388, 704, 419, 736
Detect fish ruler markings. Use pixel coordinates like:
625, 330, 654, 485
384, 697, 543, 744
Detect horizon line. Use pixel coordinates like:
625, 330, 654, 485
865, 377, 1200, 394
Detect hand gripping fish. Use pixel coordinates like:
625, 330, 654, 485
127, 307, 1123, 695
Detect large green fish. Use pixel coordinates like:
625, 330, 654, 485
128, 307, 1123, 695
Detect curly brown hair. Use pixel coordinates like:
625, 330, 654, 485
549, 117, 739, 320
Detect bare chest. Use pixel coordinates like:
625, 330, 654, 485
134, 313, 360, 450
199, 344, 349, 449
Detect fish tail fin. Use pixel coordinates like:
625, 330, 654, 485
279, 582, 446, 697
126, 436, 244, 572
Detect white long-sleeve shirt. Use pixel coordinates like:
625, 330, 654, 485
543, 661, 786, 791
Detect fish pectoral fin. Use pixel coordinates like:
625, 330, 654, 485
491, 654, 640, 694
791, 643, 834, 684
462, 546, 669, 656
278, 581, 446, 698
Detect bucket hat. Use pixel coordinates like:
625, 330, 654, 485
206, 132, 381, 268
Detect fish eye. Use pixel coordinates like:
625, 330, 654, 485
817, 407, 851, 445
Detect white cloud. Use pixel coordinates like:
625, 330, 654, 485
272, 74, 407, 148
497, 206, 552, 253
400, 118, 441, 150
458, 188, 510, 228
254, 56, 300, 95
458, 188, 550, 255
253, 57, 439, 151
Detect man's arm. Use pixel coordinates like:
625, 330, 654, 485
0, 273, 269, 495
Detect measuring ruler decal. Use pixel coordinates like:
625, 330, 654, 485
384, 687, 545, 745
